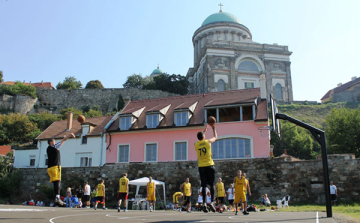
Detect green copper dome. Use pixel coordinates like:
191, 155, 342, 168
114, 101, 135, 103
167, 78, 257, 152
201, 12, 240, 27
151, 66, 164, 76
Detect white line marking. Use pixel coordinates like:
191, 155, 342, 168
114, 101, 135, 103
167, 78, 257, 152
0, 208, 55, 212
316, 211, 319, 223
49, 214, 89, 223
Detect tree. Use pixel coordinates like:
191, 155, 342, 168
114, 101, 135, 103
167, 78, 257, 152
271, 122, 316, 160
123, 74, 148, 89
143, 73, 189, 95
84, 109, 103, 118
0, 81, 37, 98
28, 111, 60, 131
85, 80, 104, 89
325, 108, 360, 157
0, 113, 41, 145
56, 76, 82, 90
0, 156, 22, 199
59, 107, 83, 120
117, 94, 124, 111
0, 70, 3, 83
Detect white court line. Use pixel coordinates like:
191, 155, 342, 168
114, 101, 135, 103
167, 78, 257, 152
49, 214, 89, 223
0, 208, 55, 212
316, 211, 319, 223
106, 213, 174, 220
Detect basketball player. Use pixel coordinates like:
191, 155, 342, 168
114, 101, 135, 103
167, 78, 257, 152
147, 176, 156, 212
216, 177, 226, 213
195, 123, 217, 213
172, 192, 183, 212
117, 173, 129, 212
233, 170, 249, 215
94, 179, 107, 210
180, 178, 192, 213
243, 172, 251, 203
47, 133, 75, 206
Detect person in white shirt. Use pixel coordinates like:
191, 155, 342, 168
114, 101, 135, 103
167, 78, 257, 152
83, 181, 91, 208
264, 194, 271, 207
330, 181, 338, 206
227, 184, 235, 212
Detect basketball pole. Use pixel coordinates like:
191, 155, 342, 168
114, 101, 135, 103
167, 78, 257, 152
275, 113, 332, 218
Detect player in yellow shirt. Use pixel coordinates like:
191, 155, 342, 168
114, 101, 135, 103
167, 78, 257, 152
172, 192, 183, 212
195, 123, 217, 213
243, 172, 251, 204
180, 178, 192, 213
117, 173, 129, 212
147, 176, 156, 212
216, 178, 226, 213
94, 179, 107, 210
233, 170, 249, 215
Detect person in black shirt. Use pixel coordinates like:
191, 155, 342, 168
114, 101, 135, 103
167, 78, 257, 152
47, 133, 75, 206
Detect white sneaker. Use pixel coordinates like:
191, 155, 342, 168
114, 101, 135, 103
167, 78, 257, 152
150, 206, 153, 212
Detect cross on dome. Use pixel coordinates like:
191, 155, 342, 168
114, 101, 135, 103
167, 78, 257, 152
218, 3, 223, 12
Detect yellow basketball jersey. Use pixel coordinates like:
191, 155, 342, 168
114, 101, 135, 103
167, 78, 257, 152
244, 178, 249, 193
234, 176, 245, 193
147, 182, 155, 194
96, 183, 104, 196
195, 139, 214, 167
183, 182, 191, 196
217, 182, 225, 197
119, 177, 128, 193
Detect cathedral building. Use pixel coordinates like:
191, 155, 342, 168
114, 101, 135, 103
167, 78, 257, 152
186, 8, 293, 102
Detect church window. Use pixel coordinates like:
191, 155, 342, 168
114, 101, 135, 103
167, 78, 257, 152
275, 83, 283, 99
245, 82, 254, 89
217, 79, 225, 91
238, 60, 260, 72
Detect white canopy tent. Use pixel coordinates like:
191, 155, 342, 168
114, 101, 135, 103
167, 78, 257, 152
128, 177, 166, 206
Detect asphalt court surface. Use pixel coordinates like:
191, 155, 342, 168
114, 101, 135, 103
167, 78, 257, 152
0, 205, 337, 223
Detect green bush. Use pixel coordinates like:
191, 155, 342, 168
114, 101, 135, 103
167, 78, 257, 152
0, 156, 22, 199
0, 81, 37, 98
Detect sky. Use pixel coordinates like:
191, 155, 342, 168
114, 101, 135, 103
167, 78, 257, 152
1, 0, 360, 102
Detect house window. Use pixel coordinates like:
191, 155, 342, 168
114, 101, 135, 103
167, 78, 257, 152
146, 114, 159, 128
120, 116, 132, 130
212, 138, 251, 159
218, 107, 241, 122
145, 143, 157, 162
275, 83, 283, 99
174, 142, 187, 161
118, 145, 130, 163
242, 106, 254, 121
80, 157, 92, 167
245, 82, 254, 89
29, 155, 36, 166
206, 105, 255, 124
82, 136, 87, 144
217, 79, 225, 91
175, 112, 188, 126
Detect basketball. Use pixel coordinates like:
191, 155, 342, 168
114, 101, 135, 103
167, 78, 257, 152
207, 116, 216, 126
77, 115, 86, 123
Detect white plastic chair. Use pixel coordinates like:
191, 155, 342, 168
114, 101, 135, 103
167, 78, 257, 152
282, 195, 290, 210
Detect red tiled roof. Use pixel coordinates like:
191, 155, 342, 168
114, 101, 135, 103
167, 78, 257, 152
321, 77, 360, 100
108, 88, 268, 131
0, 145, 12, 156
1, 81, 55, 89
36, 116, 113, 140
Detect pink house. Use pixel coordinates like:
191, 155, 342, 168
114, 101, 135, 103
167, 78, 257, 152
105, 88, 270, 163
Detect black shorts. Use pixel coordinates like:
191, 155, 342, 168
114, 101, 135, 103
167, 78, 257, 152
117, 192, 128, 200
83, 195, 90, 202
95, 196, 104, 203
198, 165, 215, 187
331, 194, 337, 201
217, 197, 224, 204
228, 199, 234, 205
183, 196, 191, 205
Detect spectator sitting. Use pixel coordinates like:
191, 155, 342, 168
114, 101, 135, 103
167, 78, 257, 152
78, 198, 82, 208
64, 187, 72, 208
264, 194, 271, 207
260, 195, 265, 207
72, 195, 79, 208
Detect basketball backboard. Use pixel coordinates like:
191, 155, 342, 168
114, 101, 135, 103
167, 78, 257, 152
270, 94, 281, 137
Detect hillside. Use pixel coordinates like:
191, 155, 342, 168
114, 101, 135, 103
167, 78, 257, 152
277, 102, 360, 129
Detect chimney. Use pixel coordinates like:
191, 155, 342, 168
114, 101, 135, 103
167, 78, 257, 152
41, 80, 44, 84
67, 112, 73, 131
284, 149, 287, 155
351, 76, 357, 81
337, 83, 342, 87
259, 74, 267, 99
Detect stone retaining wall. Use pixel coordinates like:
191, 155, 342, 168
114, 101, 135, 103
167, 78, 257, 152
20, 154, 359, 204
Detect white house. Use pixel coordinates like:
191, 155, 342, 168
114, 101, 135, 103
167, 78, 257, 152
13, 113, 112, 168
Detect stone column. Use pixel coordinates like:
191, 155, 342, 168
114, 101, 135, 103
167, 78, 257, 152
224, 30, 228, 41
285, 61, 293, 102
194, 40, 198, 64
260, 74, 267, 99
231, 31, 236, 42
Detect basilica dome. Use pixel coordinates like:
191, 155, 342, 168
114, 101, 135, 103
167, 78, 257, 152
150, 66, 164, 78
201, 12, 241, 27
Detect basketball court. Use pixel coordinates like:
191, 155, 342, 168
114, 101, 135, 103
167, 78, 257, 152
0, 205, 336, 223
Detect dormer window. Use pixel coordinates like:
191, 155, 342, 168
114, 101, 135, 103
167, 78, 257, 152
146, 114, 159, 128
174, 111, 189, 126
120, 116, 132, 130
206, 104, 256, 123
